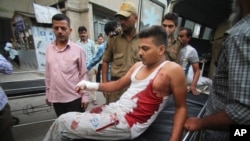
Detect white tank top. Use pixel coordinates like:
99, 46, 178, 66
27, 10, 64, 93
105, 61, 170, 138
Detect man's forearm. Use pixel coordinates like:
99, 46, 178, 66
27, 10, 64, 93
191, 68, 200, 88
200, 110, 236, 131
170, 106, 187, 141
102, 61, 109, 82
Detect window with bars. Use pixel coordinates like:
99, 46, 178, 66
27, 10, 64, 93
93, 21, 106, 41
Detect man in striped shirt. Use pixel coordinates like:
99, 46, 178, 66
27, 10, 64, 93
76, 26, 97, 105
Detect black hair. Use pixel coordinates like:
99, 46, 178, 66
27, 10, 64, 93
139, 25, 168, 47
78, 26, 87, 33
104, 21, 118, 35
98, 33, 104, 38
179, 27, 193, 38
162, 12, 179, 26
52, 13, 71, 27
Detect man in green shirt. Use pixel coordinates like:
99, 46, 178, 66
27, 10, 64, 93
162, 12, 182, 63
102, 1, 140, 104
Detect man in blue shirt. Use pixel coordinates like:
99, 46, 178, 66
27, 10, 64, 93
0, 54, 14, 141
87, 21, 120, 82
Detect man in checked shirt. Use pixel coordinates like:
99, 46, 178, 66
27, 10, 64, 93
184, 0, 250, 140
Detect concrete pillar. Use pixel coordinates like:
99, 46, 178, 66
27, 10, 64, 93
64, 0, 92, 41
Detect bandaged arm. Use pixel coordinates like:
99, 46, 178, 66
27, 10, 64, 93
76, 80, 99, 91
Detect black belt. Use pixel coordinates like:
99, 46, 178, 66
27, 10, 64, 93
111, 76, 121, 81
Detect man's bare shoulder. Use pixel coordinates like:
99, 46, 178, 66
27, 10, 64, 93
134, 61, 143, 66
130, 61, 143, 71
153, 61, 184, 81
160, 61, 185, 80
162, 61, 182, 71
152, 61, 183, 97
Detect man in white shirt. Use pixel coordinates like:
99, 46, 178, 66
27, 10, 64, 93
178, 27, 200, 95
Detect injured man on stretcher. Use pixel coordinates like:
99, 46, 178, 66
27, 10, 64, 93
43, 25, 187, 141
